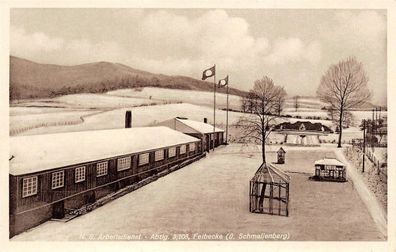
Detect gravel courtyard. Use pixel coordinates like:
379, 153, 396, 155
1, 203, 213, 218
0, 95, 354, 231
12, 144, 384, 241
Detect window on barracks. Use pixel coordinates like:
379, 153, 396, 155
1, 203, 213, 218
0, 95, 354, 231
51, 171, 64, 189
75, 166, 86, 183
117, 156, 131, 171
155, 150, 164, 161
96, 161, 108, 177
168, 147, 176, 158
22, 176, 38, 198
189, 143, 196, 152
180, 145, 187, 154
138, 153, 149, 166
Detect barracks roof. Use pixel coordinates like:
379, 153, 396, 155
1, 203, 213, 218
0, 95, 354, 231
157, 117, 224, 134
176, 118, 224, 134
9, 126, 200, 176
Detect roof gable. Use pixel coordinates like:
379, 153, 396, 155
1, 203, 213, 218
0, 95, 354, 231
176, 118, 224, 134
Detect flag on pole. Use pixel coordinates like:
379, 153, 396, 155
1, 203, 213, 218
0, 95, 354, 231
202, 65, 216, 80
218, 75, 229, 88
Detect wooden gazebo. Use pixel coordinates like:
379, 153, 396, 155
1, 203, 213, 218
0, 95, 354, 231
249, 163, 290, 216
310, 158, 347, 182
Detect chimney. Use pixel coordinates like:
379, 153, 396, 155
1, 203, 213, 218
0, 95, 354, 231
125, 110, 132, 128
204, 118, 207, 123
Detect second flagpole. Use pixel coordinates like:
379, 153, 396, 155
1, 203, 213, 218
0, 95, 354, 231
226, 81, 229, 144
213, 65, 216, 152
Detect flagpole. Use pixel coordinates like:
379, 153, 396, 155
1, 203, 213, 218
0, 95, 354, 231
226, 81, 229, 144
213, 65, 216, 152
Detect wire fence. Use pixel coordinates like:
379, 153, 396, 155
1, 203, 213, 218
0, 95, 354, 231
351, 140, 387, 178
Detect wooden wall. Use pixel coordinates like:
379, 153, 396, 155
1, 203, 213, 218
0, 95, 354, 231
12, 140, 202, 215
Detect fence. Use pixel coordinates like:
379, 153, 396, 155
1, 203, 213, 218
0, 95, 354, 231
10, 118, 84, 136
351, 141, 387, 178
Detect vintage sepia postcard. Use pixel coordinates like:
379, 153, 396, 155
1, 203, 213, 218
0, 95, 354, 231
0, 1, 395, 252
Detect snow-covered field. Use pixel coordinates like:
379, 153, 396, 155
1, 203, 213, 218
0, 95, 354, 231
13, 103, 242, 136
10, 110, 94, 136
12, 103, 334, 136
320, 127, 363, 143
282, 110, 328, 118
12, 144, 383, 241
107, 87, 242, 110
9, 106, 81, 116
14, 93, 165, 110
351, 110, 388, 124
10, 88, 386, 146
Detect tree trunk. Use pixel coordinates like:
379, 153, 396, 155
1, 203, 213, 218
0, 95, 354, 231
262, 119, 266, 163
259, 183, 267, 212
262, 139, 266, 163
338, 108, 343, 148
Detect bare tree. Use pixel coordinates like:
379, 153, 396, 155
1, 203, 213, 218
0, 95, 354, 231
236, 76, 287, 163
328, 106, 354, 129
241, 95, 249, 113
275, 87, 287, 116
317, 57, 371, 147
293, 95, 299, 112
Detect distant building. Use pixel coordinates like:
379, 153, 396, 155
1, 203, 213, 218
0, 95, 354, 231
156, 117, 225, 152
9, 127, 203, 237
273, 121, 333, 146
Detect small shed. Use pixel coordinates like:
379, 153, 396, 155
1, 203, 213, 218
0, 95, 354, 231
249, 163, 290, 216
310, 158, 347, 182
277, 147, 286, 164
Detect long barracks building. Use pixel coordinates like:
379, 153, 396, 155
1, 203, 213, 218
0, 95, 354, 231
9, 126, 206, 237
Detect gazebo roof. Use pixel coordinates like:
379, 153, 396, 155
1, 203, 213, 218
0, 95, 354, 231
251, 163, 290, 183
314, 158, 345, 167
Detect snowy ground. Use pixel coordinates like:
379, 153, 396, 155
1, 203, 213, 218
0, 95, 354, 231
12, 102, 334, 136
107, 87, 243, 111
11, 93, 166, 110
373, 147, 387, 163
343, 147, 387, 217
13, 144, 384, 241
352, 110, 388, 123
10, 110, 94, 136
9, 88, 341, 136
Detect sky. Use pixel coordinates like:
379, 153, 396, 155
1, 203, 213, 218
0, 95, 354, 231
10, 9, 387, 105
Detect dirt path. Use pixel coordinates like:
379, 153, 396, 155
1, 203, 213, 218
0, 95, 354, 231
334, 148, 387, 238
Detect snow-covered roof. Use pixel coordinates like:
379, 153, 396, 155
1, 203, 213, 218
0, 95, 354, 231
10, 126, 200, 176
314, 158, 345, 167
176, 118, 224, 134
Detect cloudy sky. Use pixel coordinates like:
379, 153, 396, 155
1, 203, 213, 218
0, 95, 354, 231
10, 9, 387, 104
